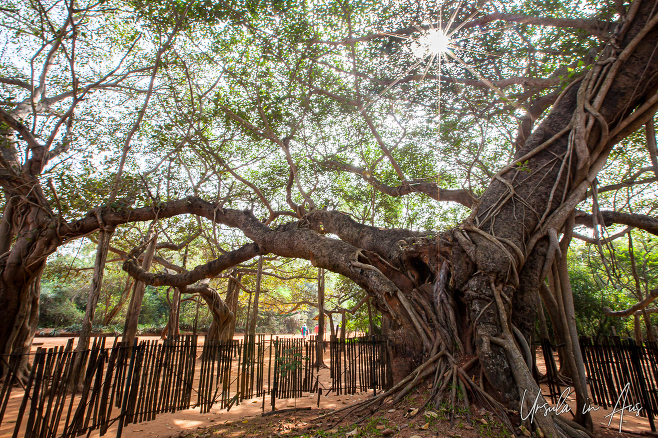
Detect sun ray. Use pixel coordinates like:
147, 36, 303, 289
446, 1, 463, 33
448, 3, 490, 37
420, 52, 437, 82
447, 50, 526, 112
362, 0, 523, 122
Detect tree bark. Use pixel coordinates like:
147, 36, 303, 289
191, 282, 234, 344
70, 228, 114, 389
102, 276, 134, 325
167, 287, 181, 339
247, 257, 263, 338
556, 218, 592, 428
226, 274, 240, 341
122, 228, 158, 342
0, 182, 57, 380
316, 268, 326, 368
635, 314, 644, 343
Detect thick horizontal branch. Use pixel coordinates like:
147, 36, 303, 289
574, 210, 658, 236
157, 231, 200, 250
604, 289, 658, 317
67, 196, 412, 326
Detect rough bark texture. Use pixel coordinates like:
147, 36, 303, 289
103, 277, 134, 325
122, 229, 158, 342
316, 268, 326, 367
167, 287, 182, 339
192, 283, 234, 343
247, 257, 263, 337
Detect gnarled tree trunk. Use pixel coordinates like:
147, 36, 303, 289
0, 178, 59, 381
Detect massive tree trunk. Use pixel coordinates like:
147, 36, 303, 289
0, 173, 59, 380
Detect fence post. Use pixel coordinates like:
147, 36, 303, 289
371, 335, 376, 397
271, 337, 278, 411
116, 338, 138, 438
630, 340, 656, 432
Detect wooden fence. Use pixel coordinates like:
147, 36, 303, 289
0, 334, 387, 437
0, 336, 198, 438
580, 337, 658, 431
329, 335, 387, 396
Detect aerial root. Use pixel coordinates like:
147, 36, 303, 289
316, 349, 445, 425
488, 282, 593, 438
450, 364, 458, 427
555, 416, 594, 438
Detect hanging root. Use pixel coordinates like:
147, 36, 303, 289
317, 338, 516, 434
486, 281, 593, 438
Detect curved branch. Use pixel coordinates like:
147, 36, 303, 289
318, 158, 474, 207
0, 108, 42, 151
86, 198, 413, 326
304, 209, 424, 261
123, 243, 260, 287
574, 210, 658, 236
604, 289, 658, 317
157, 231, 200, 250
